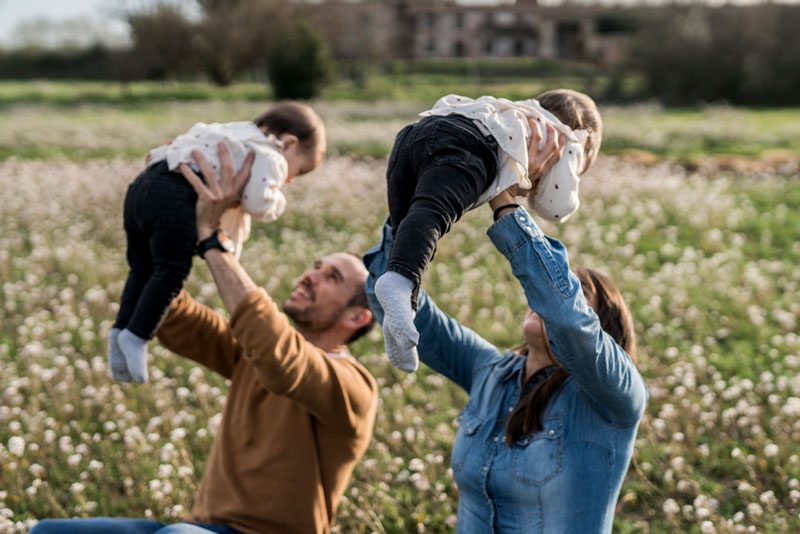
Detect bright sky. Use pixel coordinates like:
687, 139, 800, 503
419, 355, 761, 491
0, 0, 129, 47
0, 0, 508, 42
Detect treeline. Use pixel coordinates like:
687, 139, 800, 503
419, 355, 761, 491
1, 2, 799, 106
629, 4, 800, 106
0, 1, 335, 99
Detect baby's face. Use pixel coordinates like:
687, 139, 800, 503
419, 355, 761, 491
281, 137, 326, 184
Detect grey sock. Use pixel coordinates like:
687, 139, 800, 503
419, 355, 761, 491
108, 327, 132, 382
117, 329, 149, 384
374, 271, 420, 373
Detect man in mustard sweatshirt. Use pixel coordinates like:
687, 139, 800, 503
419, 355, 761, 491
32, 147, 378, 534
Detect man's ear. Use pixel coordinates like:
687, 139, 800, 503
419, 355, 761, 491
342, 307, 373, 332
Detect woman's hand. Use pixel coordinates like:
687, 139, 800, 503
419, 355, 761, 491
527, 119, 566, 190
489, 119, 567, 221
179, 143, 255, 240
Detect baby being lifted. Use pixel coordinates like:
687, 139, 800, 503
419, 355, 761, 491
375, 90, 602, 372
109, 102, 326, 383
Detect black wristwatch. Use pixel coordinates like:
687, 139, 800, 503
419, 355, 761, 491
195, 229, 235, 259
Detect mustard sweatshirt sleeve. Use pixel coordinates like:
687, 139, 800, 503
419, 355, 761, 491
230, 288, 377, 435
156, 290, 242, 379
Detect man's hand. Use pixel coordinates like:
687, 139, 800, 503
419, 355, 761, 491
179, 143, 255, 240
177, 143, 259, 313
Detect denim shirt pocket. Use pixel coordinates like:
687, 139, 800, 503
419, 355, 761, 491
452, 409, 483, 472
511, 416, 564, 486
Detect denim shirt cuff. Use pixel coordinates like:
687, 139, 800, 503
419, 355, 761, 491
487, 206, 543, 257
363, 219, 393, 278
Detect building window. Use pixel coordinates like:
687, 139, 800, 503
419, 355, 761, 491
427, 37, 436, 54
426, 13, 435, 29
493, 11, 515, 26
455, 13, 464, 29
514, 39, 525, 57
453, 41, 465, 57
484, 40, 493, 55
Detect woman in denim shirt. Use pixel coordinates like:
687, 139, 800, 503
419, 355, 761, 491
364, 187, 648, 532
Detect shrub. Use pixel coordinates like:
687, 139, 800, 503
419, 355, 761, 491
266, 23, 334, 100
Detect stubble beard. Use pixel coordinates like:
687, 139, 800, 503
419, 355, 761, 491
283, 300, 339, 334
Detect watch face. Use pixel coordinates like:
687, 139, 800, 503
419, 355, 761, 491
217, 231, 236, 253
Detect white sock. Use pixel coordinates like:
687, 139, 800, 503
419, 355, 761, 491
117, 329, 149, 384
374, 271, 420, 373
108, 327, 132, 382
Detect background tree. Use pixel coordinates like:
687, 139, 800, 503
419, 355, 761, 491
193, 0, 287, 86
633, 4, 800, 105
304, 1, 395, 88
266, 22, 334, 99
124, 2, 198, 80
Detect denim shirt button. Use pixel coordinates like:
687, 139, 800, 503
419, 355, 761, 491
548, 429, 555, 436
493, 436, 499, 442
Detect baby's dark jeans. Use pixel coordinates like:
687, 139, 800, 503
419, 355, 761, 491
386, 114, 499, 309
113, 162, 198, 339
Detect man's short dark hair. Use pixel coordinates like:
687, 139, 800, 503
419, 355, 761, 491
345, 253, 376, 344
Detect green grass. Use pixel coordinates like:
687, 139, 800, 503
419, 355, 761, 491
0, 80, 274, 107
603, 106, 800, 159
0, 77, 588, 107
0, 107, 799, 531
1, 81, 798, 165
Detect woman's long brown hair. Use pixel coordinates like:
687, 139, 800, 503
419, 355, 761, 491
504, 268, 637, 446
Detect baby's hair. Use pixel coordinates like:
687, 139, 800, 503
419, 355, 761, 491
254, 101, 325, 154
537, 89, 602, 174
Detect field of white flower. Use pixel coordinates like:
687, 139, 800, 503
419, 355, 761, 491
0, 102, 799, 533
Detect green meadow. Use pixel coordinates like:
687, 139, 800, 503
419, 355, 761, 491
0, 81, 798, 532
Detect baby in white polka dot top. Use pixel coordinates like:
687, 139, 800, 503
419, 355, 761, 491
376, 89, 603, 372
110, 102, 326, 383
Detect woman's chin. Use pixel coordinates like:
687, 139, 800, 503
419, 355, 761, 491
522, 328, 541, 346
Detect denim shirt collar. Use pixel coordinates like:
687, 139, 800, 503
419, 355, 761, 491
494, 351, 558, 388
493, 351, 525, 383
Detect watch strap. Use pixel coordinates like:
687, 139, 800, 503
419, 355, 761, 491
195, 230, 233, 258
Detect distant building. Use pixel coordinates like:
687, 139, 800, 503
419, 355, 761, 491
305, 0, 632, 67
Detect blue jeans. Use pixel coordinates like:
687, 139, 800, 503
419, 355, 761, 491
29, 518, 239, 534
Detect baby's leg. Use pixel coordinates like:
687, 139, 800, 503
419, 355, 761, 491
121, 192, 196, 383
386, 124, 417, 232
387, 163, 488, 305
108, 328, 130, 382
385, 116, 499, 308
378, 163, 489, 372
111, 183, 153, 382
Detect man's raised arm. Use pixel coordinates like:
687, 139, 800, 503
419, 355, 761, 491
157, 289, 242, 379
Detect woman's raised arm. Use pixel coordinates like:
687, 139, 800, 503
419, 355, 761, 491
487, 207, 648, 425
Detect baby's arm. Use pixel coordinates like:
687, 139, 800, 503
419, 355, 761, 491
239, 144, 288, 221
